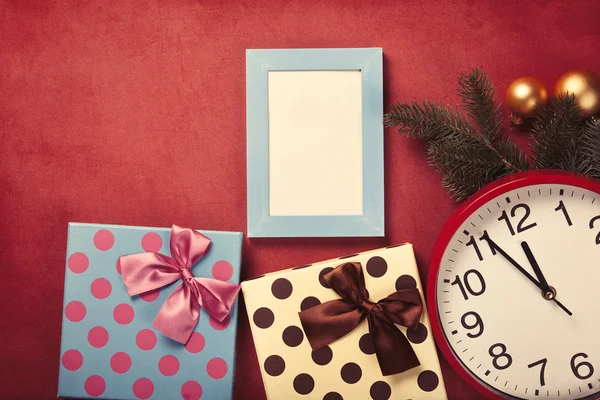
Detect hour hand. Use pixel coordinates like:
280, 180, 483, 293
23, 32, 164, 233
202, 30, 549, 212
521, 241, 554, 299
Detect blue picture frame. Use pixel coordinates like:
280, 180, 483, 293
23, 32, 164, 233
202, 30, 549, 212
246, 48, 384, 238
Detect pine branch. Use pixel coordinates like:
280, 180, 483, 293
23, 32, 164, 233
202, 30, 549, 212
458, 69, 502, 143
530, 95, 584, 171
578, 120, 600, 179
384, 69, 530, 202
458, 69, 529, 172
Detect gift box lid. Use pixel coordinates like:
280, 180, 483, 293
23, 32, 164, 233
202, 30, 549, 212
58, 222, 242, 400
241, 244, 447, 400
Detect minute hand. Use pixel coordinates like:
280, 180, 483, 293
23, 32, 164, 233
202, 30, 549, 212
480, 233, 572, 316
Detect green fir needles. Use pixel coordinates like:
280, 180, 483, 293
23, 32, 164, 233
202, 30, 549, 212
384, 69, 600, 202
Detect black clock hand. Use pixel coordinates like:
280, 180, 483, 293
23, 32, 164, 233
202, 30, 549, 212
480, 232, 572, 316
520, 241, 553, 298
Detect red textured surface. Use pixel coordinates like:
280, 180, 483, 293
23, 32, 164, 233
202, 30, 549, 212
1, 1, 599, 399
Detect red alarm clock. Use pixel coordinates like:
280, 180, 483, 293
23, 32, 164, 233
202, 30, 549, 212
428, 170, 600, 399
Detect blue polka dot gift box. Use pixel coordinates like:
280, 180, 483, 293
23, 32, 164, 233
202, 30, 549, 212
58, 222, 243, 400
241, 244, 447, 400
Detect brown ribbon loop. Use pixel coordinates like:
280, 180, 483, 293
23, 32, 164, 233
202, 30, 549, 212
298, 262, 423, 376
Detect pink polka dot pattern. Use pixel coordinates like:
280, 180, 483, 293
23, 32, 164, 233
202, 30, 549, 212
62, 349, 83, 371
90, 278, 112, 299
88, 326, 109, 348
132, 378, 154, 399
141, 232, 162, 252
68, 252, 89, 274
65, 301, 86, 322
116, 259, 122, 275
110, 352, 132, 374
209, 315, 230, 331
84, 375, 106, 397
113, 303, 134, 325
206, 357, 228, 379
212, 260, 233, 281
185, 332, 205, 354
139, 289, 160, 302
181, 380, 203, 400
158, 355, 180, 376
136, 329, 157, 351
93, 229, 115, 251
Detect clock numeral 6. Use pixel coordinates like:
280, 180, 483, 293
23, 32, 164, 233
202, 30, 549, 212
451, 269, 486, 300
589, 216, 600, 245
571, 353, 594, 380
460, 311, 484, 338
498, 203, 537, 236
489, 343, 512, 370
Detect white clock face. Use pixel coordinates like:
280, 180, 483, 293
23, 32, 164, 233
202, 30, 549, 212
435, 183, 600, 399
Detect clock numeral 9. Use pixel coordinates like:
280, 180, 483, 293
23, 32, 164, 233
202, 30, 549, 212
589, 216, 600, 245
489, 343, 512, 370
460, 311, 484, 338
451, 269, 486, 300
498, 203, 537, 236
571, 353, 594, 380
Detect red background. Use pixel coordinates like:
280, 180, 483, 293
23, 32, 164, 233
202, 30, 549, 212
1, 1, 599, 399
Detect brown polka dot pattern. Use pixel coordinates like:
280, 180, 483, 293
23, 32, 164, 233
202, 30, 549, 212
358, 333, 375, 355
271, 278, 293, 300
293, 373, 315, 395
318, 267, 334, 288
417, 370, 439, 392
407, 323, 428, 344
323, 392, 343, 400
340, 362, 362, 384
311, 346, 333, 366
282, 326, 304, 347
253, 307, 274, 329
366, 256, 387, 278
300, 296, 321, 311
264, 355, 285, 376
395, 274, 417, 291
370, 381, 392, 400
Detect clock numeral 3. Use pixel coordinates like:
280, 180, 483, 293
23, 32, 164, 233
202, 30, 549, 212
451, 270, 486, 300
527, 358, 547, 387
489, 343, 512, 370
589, 216, 600, 245
555, 200, 573, 226
571, 353, 594, 380
498, 203, 537, 236
460, 311, 484, 338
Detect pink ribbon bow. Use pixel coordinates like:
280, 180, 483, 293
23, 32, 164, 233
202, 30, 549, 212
119, 225, 240, 344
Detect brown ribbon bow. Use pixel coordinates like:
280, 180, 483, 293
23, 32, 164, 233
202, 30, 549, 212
299, 262, 423, 376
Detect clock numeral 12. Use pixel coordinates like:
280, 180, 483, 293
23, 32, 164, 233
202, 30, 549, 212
527, 358, 547, 387
498, 203, 537, 236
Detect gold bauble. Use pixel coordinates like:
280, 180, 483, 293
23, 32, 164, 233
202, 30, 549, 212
506, 76, 549, 120
554, 69, 600, 118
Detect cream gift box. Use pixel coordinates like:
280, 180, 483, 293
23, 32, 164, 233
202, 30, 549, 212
241, 244, 447, 400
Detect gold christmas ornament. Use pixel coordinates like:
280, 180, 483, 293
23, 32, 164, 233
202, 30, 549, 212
506, 76, 548, 124
554, 69, 600, 118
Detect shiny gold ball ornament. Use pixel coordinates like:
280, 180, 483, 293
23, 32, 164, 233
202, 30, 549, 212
506, 76, 548, 124
554, 69, 600, 118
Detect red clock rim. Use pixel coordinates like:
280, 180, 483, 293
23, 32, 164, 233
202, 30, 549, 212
427, 170, 600, 400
